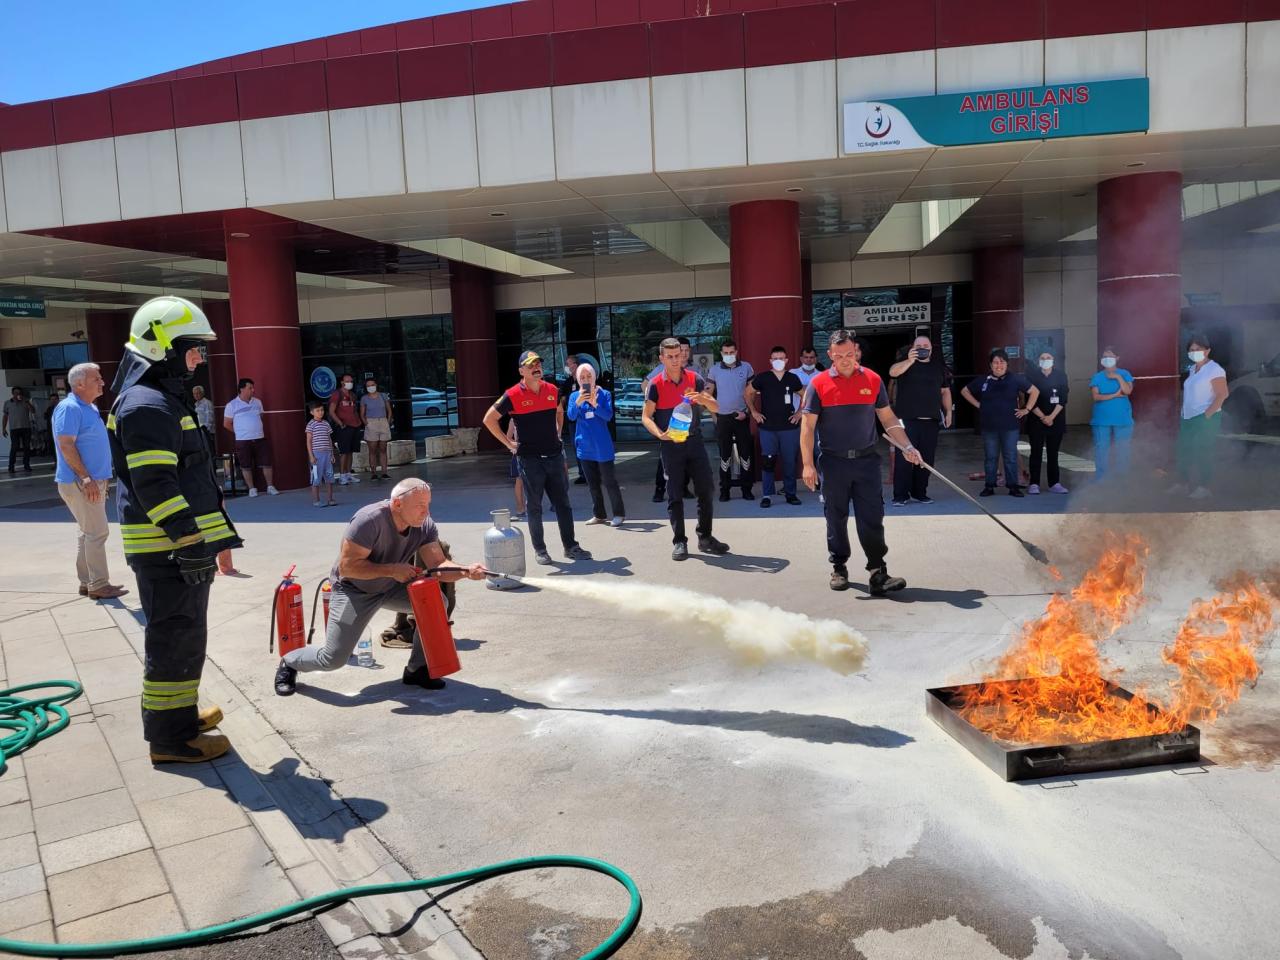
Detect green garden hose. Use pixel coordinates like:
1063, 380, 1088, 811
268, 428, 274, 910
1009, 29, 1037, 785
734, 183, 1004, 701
0, 682, 642, 959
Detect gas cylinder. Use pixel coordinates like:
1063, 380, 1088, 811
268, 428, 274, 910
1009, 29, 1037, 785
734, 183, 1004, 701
483, 508, 526, 589
272, 566, 306, 657
406, 576, 461, 678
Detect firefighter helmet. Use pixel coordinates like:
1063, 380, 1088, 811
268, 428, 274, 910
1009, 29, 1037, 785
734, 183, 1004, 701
125, 296, 216, 363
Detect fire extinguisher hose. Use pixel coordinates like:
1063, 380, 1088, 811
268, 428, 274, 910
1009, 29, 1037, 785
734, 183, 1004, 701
0, 679, 643, 959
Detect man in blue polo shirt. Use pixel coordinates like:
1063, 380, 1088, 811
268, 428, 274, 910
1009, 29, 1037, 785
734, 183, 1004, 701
53, 363, 127, 599
801, 330, 921, 595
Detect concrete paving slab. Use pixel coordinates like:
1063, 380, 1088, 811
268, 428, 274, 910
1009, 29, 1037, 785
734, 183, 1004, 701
30, 787, 137, 845
157, 825, 297, 929
0, 611, 60, 644
91, 696, 149, 762
117, 756, 222, 804
50, 601, 117, 636
47, 848, 168, 925
55, 893, 185, 947
39, 819, 151, 875
74, 653, 142, 706
1, 919, 54, 945
137, 787, 250, 849
0, 863, 46, 904
61, 626, 136, 664
0, 891, 51, 936
0, 834, 38, 873
0, 802, 32, 843
286, 860, 372, 948
0, 778, 29, 809
23, 740, 123, 808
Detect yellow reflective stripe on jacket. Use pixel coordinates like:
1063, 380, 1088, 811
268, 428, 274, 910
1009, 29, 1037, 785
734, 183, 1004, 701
145, 495, 189, 524
106, 414, 117, 431
142, 679, 199, 692
180, 416, 197, 430
125, 449, 179, 469
142, 692, 198, 711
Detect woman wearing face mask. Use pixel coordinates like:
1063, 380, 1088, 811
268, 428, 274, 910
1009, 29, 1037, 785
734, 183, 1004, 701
567, 362, 626, 526
1026, 350, 1070, 495
359, 378, 393, 480
1088, 347, 1134, 479
960, 348, 1038, 497
1170, 335, 1228, 500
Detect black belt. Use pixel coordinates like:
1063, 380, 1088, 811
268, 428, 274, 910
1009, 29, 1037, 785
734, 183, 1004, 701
821, 445, 878, 460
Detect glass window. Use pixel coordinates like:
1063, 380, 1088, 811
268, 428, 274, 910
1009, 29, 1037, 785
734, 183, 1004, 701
402, 316, 449, 351
343, 319, 391, 351
611, 302, 671, 340
812, 292, 843, 339
673, 298, 730, 339
39, 344, 64, 369
64, 341, 89, 366
301, 323, 343, 356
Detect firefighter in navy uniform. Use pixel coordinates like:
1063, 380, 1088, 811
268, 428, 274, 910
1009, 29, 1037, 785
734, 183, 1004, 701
108, 296, 242, 764
800, 329, 922, 595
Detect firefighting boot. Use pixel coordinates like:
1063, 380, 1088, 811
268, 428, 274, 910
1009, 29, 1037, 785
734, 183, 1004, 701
197, 704, 224, 732
869, 567, 907, 597
150, 733, 231, 765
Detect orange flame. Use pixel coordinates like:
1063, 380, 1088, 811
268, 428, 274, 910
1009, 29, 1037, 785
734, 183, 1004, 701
957, 536, 1276, 745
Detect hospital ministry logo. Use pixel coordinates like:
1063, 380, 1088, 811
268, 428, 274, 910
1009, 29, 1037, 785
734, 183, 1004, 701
865, 105, 891, 139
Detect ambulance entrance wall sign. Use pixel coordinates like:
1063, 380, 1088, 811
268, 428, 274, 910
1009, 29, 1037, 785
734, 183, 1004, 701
843, 78, 1149, 154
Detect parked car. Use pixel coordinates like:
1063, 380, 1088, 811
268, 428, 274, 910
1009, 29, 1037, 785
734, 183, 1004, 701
1225, 351, 1280, 433
411, 387, 458, 419
615, 383, 645, 421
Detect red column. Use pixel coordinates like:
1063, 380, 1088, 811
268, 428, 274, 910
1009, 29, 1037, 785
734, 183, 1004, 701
730, 200, 802, 370
203, 301, 238, 455
800, 258, 813, 351
223, 213, 308, 490
1097, 172, 1183, 430
449, 263, 501, 449
972, 246, 1025, 373
86, 310, 131, 412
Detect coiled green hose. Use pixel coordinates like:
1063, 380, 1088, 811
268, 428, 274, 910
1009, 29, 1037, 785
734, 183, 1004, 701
0, 682, 642, 959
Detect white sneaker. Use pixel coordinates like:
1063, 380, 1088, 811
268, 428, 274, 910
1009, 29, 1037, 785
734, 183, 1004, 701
585, 516, 607, 525
1027, 484, 1040, 495
337, 475, 349, 485
610, 516, 625, 527
1188, 486, 1212, 500
266, 485, 279, 496
1165, 483, 1187, 495
348, 474, 361, 483
1050, 483, 1069, 494
248, 488, 259, 498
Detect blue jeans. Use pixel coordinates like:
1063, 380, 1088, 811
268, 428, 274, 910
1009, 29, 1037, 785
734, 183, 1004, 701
1091, 424, 1133, 478
982, 429, 1020, 490
759, 428, 800, 496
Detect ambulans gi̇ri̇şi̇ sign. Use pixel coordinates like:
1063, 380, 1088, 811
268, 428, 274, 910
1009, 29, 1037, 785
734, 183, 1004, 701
843, 304, 931, 328
843, 77, 1149, 154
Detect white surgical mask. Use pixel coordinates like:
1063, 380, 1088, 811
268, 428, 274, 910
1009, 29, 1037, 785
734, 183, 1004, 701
564, 365, 573, 377
801, 362, 816, 372
366, 385, 376, 393
771, 359, 786, 372
1189, 350, 1206, 364
342, 381, 353, 389
1100, 357, 1117, 369
1039, 359, 1054, 371
722, 352, 736, 364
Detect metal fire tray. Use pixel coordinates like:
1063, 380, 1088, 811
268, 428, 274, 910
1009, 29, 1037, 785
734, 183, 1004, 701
926, 679, 1200, 782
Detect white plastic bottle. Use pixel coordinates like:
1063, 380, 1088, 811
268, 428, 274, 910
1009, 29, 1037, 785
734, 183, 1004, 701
356, 631, 374, 667
668, 400, 693, 443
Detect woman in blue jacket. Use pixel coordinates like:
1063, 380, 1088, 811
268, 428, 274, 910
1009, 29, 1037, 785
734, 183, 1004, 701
567, 364, 626, 526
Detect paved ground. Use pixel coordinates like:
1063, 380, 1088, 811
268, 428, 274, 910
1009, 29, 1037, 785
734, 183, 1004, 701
1, 434, 1278, 960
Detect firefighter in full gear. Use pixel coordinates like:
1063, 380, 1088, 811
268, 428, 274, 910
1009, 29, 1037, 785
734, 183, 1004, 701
108, 296, 242, 764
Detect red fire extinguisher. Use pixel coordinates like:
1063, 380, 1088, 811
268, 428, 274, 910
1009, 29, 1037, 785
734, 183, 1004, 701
306, 578, 332, 645
269, 565, 306, 658
407, 575, 461, 678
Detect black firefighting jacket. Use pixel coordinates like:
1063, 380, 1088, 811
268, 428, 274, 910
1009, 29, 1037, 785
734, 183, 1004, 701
108, 352, 241, 568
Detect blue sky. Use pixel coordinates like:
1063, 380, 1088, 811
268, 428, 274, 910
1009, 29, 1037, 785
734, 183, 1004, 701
0, 0, 502, 104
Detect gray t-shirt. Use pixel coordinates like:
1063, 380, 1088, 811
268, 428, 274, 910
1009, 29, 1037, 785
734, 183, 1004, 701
4, 399, 33, 430
704, 361, 755, 414
332, 500, 439, 595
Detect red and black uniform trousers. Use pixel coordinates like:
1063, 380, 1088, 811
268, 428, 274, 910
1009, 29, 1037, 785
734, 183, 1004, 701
109, 358, 241, 745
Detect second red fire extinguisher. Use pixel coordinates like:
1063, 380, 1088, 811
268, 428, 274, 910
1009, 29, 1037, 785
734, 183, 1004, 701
270, 565, 306, 658
307, 578, 332, 645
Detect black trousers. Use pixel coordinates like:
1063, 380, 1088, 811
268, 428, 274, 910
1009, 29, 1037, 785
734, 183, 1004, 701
660, 442, 714, 544
715, 414, 754, 493
821, 453, 888, 572
654, 455, 692, 496
7, 428, 31, 471
581, 458, 626, 519
518, 452, 577, 553
1026, 419, 1065, 487
135, 565, 211, 745
892, 419, 940, 501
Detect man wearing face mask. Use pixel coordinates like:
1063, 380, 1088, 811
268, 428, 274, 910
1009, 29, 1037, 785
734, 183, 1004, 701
1025, 350, 1069, 495
746, 346, 805, 507
328, 374, 363, 485
788, 346, 825, 397
887, 335, 953, 506
109, 297, 242, 763
704, 338, 755, 501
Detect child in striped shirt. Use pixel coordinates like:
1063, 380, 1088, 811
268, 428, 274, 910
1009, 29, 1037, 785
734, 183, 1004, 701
305, 402, 336, 507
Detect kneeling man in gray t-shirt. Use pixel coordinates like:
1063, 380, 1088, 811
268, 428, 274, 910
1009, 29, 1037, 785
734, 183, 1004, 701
274, 477, 486, 696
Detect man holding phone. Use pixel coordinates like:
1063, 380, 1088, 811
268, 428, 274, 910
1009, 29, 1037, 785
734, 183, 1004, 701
886, 333, 952, 506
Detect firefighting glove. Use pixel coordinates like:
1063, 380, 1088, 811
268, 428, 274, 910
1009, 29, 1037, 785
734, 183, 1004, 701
170, 542, 217, 584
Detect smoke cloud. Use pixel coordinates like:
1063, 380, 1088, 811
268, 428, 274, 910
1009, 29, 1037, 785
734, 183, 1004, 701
520, 576, 869, 675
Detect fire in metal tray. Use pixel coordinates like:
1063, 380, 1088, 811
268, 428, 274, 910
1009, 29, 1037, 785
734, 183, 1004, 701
933, 536, 1276, 774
